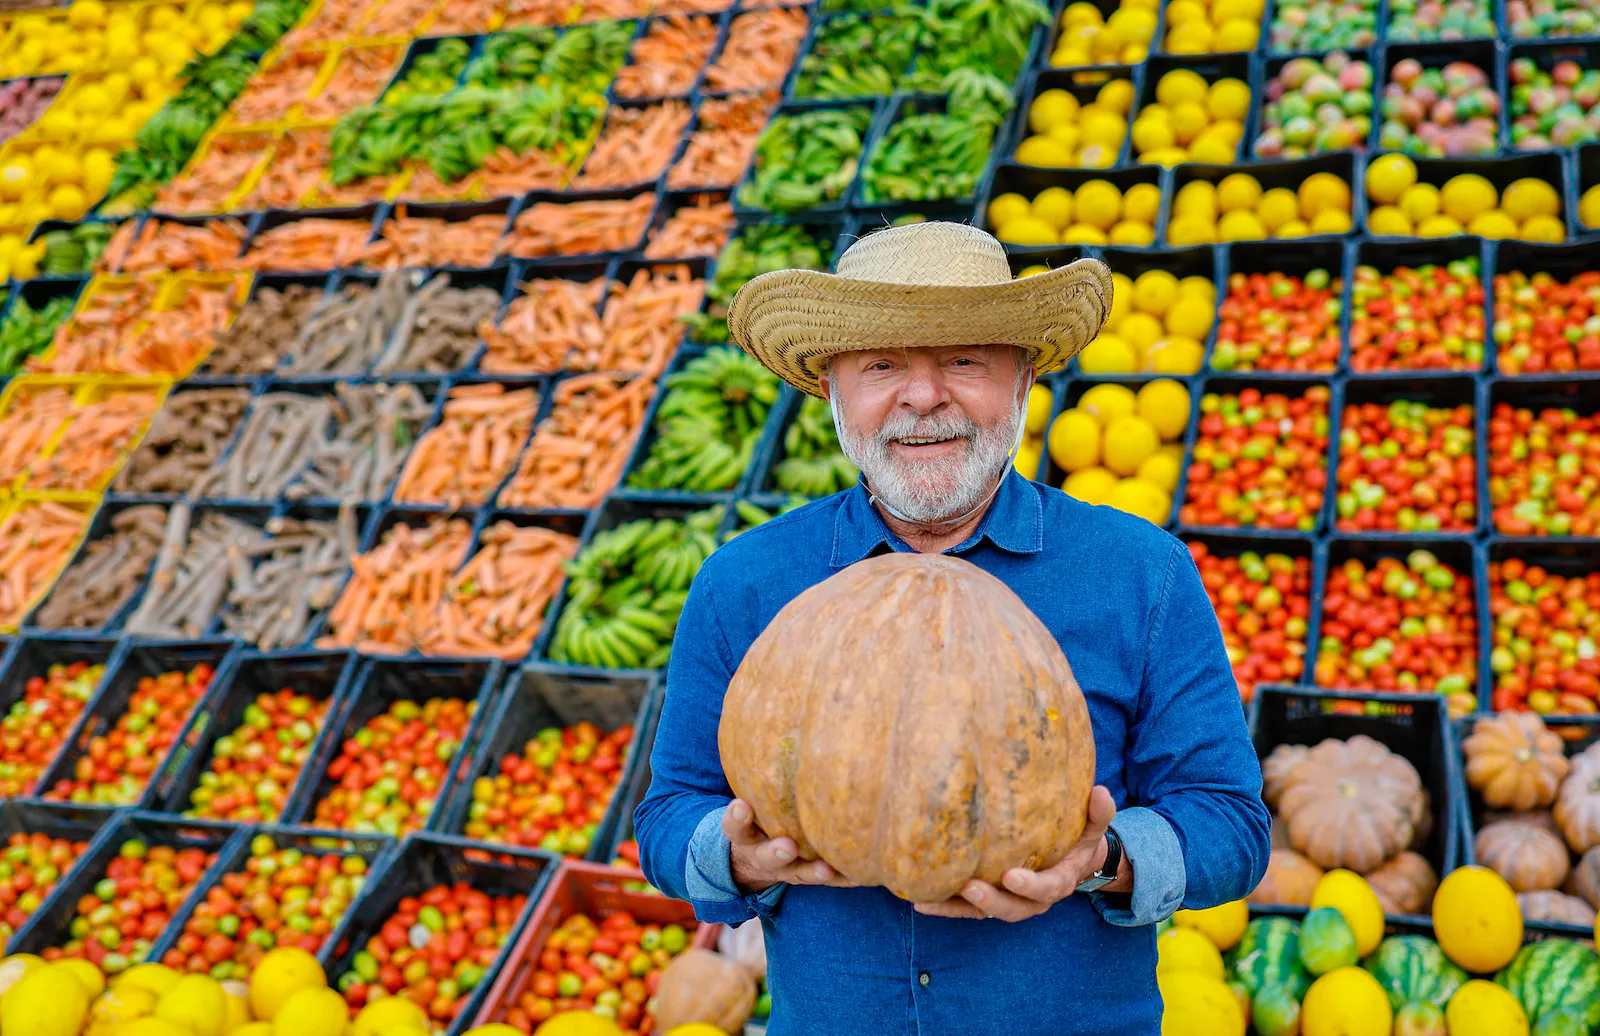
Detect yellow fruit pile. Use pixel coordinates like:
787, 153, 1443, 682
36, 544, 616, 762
1162, 0, 1264, 53
33, 71, 171, 145
0, 144, 120, 224
989, 178, 1162, 247
1167, 170, 1353, 245
1081, 268, 1213, 374
1016, 383, 1056, 481
1582, 183, 1600, 230
1014, 80, 1135, 169
1050, 379, 1191, 525
0, 231, 47, 280
1365, 154, 1564, 241
1155, 900, 1247, 1034
0, 0, 248, 78
1049, 0, 1158, 67
1132, 69, 1251, 166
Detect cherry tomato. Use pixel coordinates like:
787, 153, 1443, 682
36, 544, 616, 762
1335, 400, 1476, 533
187, 689, 330, 823
0, 831, 92, 945
314, 696, 475, 836
1181, 385, 1330, 531
1188, 541, 1312, 702
1488, 402, 1600, 536
465, 722, 632, 856
1211, 269, 1342, 373
1350, 257, 1486, 371
0, 662, 104, 797
1487, 557, 1600, 715
1493, 269, 1600, 375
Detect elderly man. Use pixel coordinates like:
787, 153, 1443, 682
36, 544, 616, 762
634, 221, 1270, 1035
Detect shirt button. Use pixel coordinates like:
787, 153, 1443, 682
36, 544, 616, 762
919, 972, 930, 987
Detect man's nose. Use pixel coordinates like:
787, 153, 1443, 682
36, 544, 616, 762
897, 366, 949, 414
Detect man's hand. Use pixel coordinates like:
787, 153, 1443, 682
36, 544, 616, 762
913, 786, 1122, 922
724, 799, 857, 896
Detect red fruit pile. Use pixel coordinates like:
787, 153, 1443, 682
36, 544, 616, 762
185, 690, 331, 823
0, 662, 105, 797
1189, 542, 1311, 702
502, 910, 694, 1033
1313, 550, 1478, 716
1493, 269, 1600, 375
313, 697, 476, 837
1488, 402, 1600, 537
1211, 269, 1343, 373
1181, 385, 1331, 531
1350, 258, 1487, 371
1488, 557, 1600, 715
44, 839, 216, 975
1334, 400, 1476, 533
161, 834, 369, 982
465, 721, 632, 855
0, 832, 93, 946
336, 881, 526, 1026
48, 664, 215, 806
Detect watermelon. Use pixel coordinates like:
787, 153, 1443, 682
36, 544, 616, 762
1300, 907, 1360, 976
1496, 940, 1600, 1029
1366, 935, 1466, 1009
1251, 984, 1302, 1036
1533, 1006, 1591, 1036
1233, 917, 1311, 998
1394, 1001, 1446, 1036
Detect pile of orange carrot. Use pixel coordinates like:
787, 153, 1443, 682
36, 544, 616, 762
156, 134, 275, 215
401, 164, 484, 204
585, 262, 705, 376
94, 222, 137, 274
501, 193, 654, 259
657, 0, 733, 12
237, 131, 329, 211
702, 8, 807, 93
300, 45, 402, 123
31, 279, 161, 374
0, 386, 75, 484
419, 521, 580, 660
242, 218, 374, 271
430, 0, 504, 32
319, 515, 474, 654
116, 219, 249, 274
498, 373, 654, 509
574, 101, 693, 190
614, 15, 719, 99
0, 501, 90, 629
479, 276, 606, 374
500, 0, 573, 26
117, 280, 245, 377
668, 90, 778, 188
28, 387, 164, 492
477, 146, 571, 197
35, 279, 241, 377
360, 0, 439, 38
392, 383, 539, 506
360, 213, 504, 269
644, 194, 735, 258
225, 50, 325, 127
284, 0, 369, 48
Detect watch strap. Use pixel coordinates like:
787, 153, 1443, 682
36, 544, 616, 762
1074, 827, 1122, 894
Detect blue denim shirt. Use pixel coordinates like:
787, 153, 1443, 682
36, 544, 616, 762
634, 470, 1271, 1036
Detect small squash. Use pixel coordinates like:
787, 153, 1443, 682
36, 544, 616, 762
1515, 890, 1596, 928
1463, 713, 1569, 812
1249, 848, 1324, 906
1262, 743, 1310, 811
1556, 744, 1600, 855
1475, 819, 1571, 892
1367, 851, 1438, 915
651, 950, 757, 1034
1571, 845, 1600, 909
1275, 735, 1425, 873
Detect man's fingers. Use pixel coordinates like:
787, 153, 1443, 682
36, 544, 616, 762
780, 859, 856, 887
1075, 785, 1116, 850
959, 881, 1048, 923
721, 800, 768, 846
913, 898, 986, 919
999, 860, 1075, 904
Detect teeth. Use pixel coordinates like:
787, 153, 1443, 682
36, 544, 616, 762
898, 437, 948, 445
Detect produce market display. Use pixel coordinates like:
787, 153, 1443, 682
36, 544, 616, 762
0, 0, 1592, 1030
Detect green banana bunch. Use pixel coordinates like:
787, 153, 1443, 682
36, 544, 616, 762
627, 349, 781, 493
724, 497, 808, 541
903, 0, 1048, 88
385, 38, 471, 103
862, 74, 1012, 203
794, 12, 918, 100
774, 395, 858, 498
540, 20, 635, 92
738, 106, 873, 214
464, 27, 559, 88
685, 223, 829, 344
41, 223, 112, 276
0, 295, 74, 375
551, 505, 725, 669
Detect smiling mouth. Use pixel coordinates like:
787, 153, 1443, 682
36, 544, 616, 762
894, 436, 958, 447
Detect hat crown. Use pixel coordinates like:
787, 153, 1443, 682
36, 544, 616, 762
835, 221, 1012, 287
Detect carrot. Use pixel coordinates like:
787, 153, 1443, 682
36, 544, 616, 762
116, 219, 249, 274
242, 218, 374, 272
359, 211, 504, 269
35, 278, 242, 377
500, 193, 654, 259
28, 386, 164, 491
419, 521, 579, 660
573, 100, 693, 191
283, 0, 369, 48
701, 8, 807, 93
667, 89, 777, 188
578, 262, 705, 376
430, 0, 504, 32
238, 130, 331, 212
644, 194, 734, 258
319, 515, 474, 654
500, 0, 573, 27
498, 372, 654, 509
614, 14, 718, 99
94, 221, 138, 275
392, 382, 539, 506
0, 386, 75, 483
31, 279, 160, 375
300, 45, 401, 123
360, 0, 440, 38
225, 50, 325, 126
477, 146, 571, 197
0, 500, 90, 629
479, 276, 606, 374
401, 163, 485, 204
156, 134, 276, 216
655, 0, 732, 12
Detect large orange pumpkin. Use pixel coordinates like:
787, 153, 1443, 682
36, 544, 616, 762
718, 552, 1095, 903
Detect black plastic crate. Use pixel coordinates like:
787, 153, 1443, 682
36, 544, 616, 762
438, 664, 660, 859
640, 191, 732, 263
289, 656, 502, 836
610, 13, 725, 101
1348, 235, 1492, 374
1250, 684, 1464, 907
1363, 153, 1570, 239
1168, 153, 1361, 245
1377, 41, 1503, 155
1003, 243, 1091, 277
597, 683, 669, 866
35, 639, 238, 810
0, 799, 117, 951
1484, 375, 1600, 539
319, 832, 558, 1035
573, 98, 696, 191
502, 188, 661, 263
1477, 539, 1600, 717
1209, 239, 1348, 375
982, 162, 1165, 250
152, 649, 362, 822
0, 636, 121, 799
1576, 141, 1600, 232
22, 500, 170, 636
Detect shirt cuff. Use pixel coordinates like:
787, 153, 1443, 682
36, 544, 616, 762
685, 805, 789, 922
1090, 806, 1186, 928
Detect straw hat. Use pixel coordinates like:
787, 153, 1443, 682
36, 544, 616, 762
726, 221, 1113, 398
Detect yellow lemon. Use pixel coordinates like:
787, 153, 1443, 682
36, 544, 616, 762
249, 948, 324, 1023
1026, 383, 1054, 436
1052, 44, 1093, 67
1132, 269, 1179, 316
1206, 78, 1251, 121
1117, 311, 1165, 352
1214, 18, 1259, 49
1074, 179, 1123, 229
46, 184, 88, 221
1108, 272, 1134, 326
1158, 971, 1243, 1036
1415, 213, 1464, 238
1102, 414, 1161, 475
997, 216, 1060, 247
1580, 183, 1600, 228
0, 955, 44, 1000
1014, 136, 1077, 168
1143, 336, 1205, 374
1301, 967, 1392, 1036
1142, 146, 1191, 167
89, 985, 158, 1024
1218, 209, 1267, 241
1029, 89, 1080, 134
1156, 925, 1225, 979
1204, 117, 1244, 145
1310, 869, 1384, 955
0, 159, 32, 202
1164, 0, 1207, 23
115, 965, 182, 999
1017, 436, 1043, 479
271, 987, 345, 1036
1216, 172, 1262, 213
1064, 1, 1104, 24
1433, 866, 1522, 973
1048, 408, 1101, 471
1398, 182, 1440, 222
12, 243, 40, 281
1467, 210, 1518, 239
1166, 214, 1217, 246
1164, 295, 1214, 340
68, 0, 108, 27
1108, 220, 1155, 246
1172, 900, 1247, 951
1080, 109, 1127, 149
1366, 153, 1416, 204
1256, 187, 1300, 232
1298, 172, 1351, 219
1173, 178, 1217, 218
353, 995, 430, 1036
1062, 466, 1120, 505
2, 963, 90, 1036
1166, 19, 1213, 51
534, 1010, 626, 1035
986, 192, 1031, 229
1444, 981, 1528, 1036
1078, 382, 1137, 425
1168, 102, 1209, 145
1157, 67, 1209, 107
1108, 7, 1157, 42
1016, 264, 1051, 279
1367, 205, 1413, 236
1097, 78, 1135, 114
1308, 209, 1352, 235
223, 981, 250, 1033
1178, 275, 1215, 301
1440, 173, 1497, 224
1136, 451, 1181, 494
1132, 116, 1176, 154
1187, 133, 1236, 164
664, 1026, 731, 1036
1123, 182, 1161, 224
1107, 477, 1171, 525
1520, 214, 1565, 242
1135, 378, 1191, 440
1047, 123, 1082, 155
1061, 222, 1109, 245
55, 959, 105, 998
1078, 142, 1117, 168
1502, 177, 1560, 220
1078, 333, 1140, 374
156, 974, 227, 1036
112, 1019, 192, 1036
1031, 186, 1076, 230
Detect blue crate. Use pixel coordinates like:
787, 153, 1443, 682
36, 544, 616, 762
1347, 234, 1493, 373
1177, 530, 1324, 690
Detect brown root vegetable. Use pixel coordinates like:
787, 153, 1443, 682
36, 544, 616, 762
219, 507, 361, 650
124, 507, 269, 638
205, 285, 323, 375
196, 392, 335, 500
116, 389, 250, 495
284, 272, 410, 375
284, 382, 431, 503
370, 273, 501, 374
33, 505, 168, 631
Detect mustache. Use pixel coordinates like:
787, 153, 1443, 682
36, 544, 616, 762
872, 409, 980, 446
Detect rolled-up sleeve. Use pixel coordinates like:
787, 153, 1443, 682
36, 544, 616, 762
1119, 541, 1272, 913
1091, 806, 1186, 927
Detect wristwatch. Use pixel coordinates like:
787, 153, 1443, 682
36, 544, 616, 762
1074, 828, 1123, 894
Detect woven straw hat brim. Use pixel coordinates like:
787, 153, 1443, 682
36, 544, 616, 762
727, 258, 1113, 397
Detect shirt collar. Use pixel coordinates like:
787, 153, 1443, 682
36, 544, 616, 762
828, 469, 1045, 568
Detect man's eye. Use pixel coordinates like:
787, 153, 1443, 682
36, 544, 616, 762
870, 362, 893, 371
